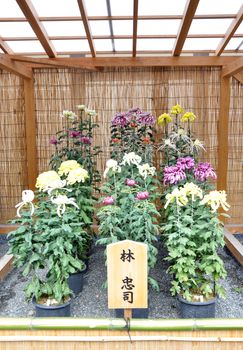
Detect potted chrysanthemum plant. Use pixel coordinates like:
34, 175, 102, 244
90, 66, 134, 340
110, 107, 156, 164
158, 105, 230, 318
8, 160, 92, 316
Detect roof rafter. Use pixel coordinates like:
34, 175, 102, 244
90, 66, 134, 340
172, 0, 200, 56
15, 0, 56, 58
77, 0, 96, 57
222, 57, 243, 77
132, 0, 139, 57
0, 54, 32, 79
215, 4, 243, 56
0, 37, 13, 54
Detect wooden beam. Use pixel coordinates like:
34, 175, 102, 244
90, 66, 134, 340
226, 224, 243, 234
9, 55, 100, 71
6, 56, 237, 68
0, 37, 13, 54
0, 225, 19, 234
217, 75, 230, 193
233, 72, 243, 84
77, 0, 96, 57
0, 54, 32, 79
222, 57, 243, 77
132, 0, 139, 57
16, 0, 56, 58
172, 0, 200, 56
23, 76, 38, 190
0, 255, 13, 281
224, 228, 243, 265
215, 4, 243, 56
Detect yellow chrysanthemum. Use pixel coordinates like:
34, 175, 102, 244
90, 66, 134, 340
58, 160, 81, 176
183, 182, 203, 201
66, 167, 89, 185
164, 187, 188, 209
157, 113, 172, 126
181, 112, 197, 123
36, 171, 60, 191
170, 104, 184, 115
200, 190, 230, 213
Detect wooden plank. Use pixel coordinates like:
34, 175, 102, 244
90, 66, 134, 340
0, 255, 13, 281
215, 4, 243, 56
23, 77, 38, 191
226, 224, 243, 234
173, 0, 200, 56
217, 75, 230, 193
16, 0, 56, 58
233, 72, 243, 84
77, 0, 96, 57
0, 54, 32, 79
6, 56, 237, 68
132, 0, 139, 57
222, 57, 243, 77
0, 37, 13, 54
0, 225, 19, 234
224, 228, 243, 266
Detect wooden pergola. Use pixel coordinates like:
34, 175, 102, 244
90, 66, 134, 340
0, 0, 243, 277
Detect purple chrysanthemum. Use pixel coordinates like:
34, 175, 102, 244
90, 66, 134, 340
69, 130, 81, 138
126, 179, 137, 187
194, 162, 217, 182
49, 137, 58, 145
111, 112, 130, 127
126, 107, 142, 118
176, 156, 195, 171
103, 196, 115, 205
137, 112, 156, 126
163, 165, 186, 185
136, 191, 149, 200
80, 136, 92, 144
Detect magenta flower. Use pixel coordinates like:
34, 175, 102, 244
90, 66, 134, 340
163, 165, 186, 185
194, 162, 217, 182
126, 179, 137, 186
136, 191, 149, 200
49, 137, 58, 145
176, 156, 195, 171
137, 112, 156, 126
126, 107, 142, 118
112, 112, 130, 127
80, 136, 92, 144
102, 196, 115, 205
69, 130, 81, 138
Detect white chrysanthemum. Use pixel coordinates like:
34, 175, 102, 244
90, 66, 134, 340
58, 160, 81, 176
200, 190, 230, 213
190, 138, 206, 153
51, 195, 79, 217
138, 163, 156, 179
103, 159, 121, 178
77, 105, 86, 111
60, 110, 77, 121
15, 190, 35, 217
164, 187, 188, 209
183, 182, 203, 201
36, 171, 61, 191
121, 152, 142, 166
66, 167, 89, 185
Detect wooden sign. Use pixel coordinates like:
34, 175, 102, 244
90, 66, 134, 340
107, 240, 148, 309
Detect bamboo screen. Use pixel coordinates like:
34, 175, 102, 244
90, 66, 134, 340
0, 70, 28, 223
0, 67, 242, 223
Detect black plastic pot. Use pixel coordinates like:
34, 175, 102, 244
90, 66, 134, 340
67, 264, 86, 296
115, 308, 149, 319
33, 298, 71, 317
177, 295, 216, 318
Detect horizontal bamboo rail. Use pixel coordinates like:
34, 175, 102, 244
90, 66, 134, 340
0, 318, 242, 331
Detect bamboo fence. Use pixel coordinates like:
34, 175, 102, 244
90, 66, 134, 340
0, 67, 242, 223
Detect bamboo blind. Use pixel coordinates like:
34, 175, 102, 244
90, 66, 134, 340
0, 70, 28, 222
0, 67, 242, 223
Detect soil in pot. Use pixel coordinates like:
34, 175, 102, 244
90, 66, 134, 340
67, 264, 87, 296
177, 295, 216, 318
33, 297, 72, 317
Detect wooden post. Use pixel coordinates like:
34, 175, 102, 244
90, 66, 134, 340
23, 76, 38, 190
217, 75, 230, 192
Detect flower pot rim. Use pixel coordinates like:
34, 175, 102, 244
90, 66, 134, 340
177, 294, 217, 306
71, 263, 87, 275
32, 297, 72, 310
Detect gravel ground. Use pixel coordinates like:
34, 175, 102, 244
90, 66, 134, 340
0, 239, 242, 318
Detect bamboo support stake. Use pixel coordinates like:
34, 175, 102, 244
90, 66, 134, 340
23, 76, 38, 190
124, 309, 132, 320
